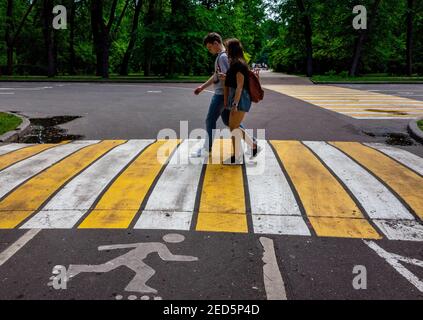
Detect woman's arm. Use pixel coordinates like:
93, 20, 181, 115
232, 72, 244, 111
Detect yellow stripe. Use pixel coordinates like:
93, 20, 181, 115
0, 140, 125, 229
270, 140, 380, 239
196, 139, 248, 233
344, 114, 416, 118
0, 142, 68, 171
330, 142, 423, 220
79, 140, 179, 229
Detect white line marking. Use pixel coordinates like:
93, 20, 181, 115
260, 237, 287, 300
353, 117, 416, 120
0, 92, 15, 95
246, 141, 310, 236
364, 240, 423, 293
365, 143, 423, 175
0, 141, 98, 199
0, 143, 33, 156
22, 140, 154, 229
337, 111, 423, 115
253, 215, 311, 236
136, 139, 206, 230
0, 229, 41, 267
372, 220, 423, 242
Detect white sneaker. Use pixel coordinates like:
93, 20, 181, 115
190, 147, 209, 158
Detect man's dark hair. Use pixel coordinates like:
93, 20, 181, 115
203, 32, 223, 46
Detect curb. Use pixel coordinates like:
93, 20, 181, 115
0, 112, 31, 143
407, 117, 423, 143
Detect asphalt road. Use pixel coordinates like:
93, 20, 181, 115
0, 76, 422, 300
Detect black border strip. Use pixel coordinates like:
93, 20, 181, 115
268, 140, 317, 237
14, 140, 130, 228
127, 140, 182, 229
328, 141, 422, 223
190, 151, 208, 232
241, 153, 253, 234
301, 141, 382, 238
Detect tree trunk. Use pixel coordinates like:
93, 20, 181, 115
69, 0, 77, 75
91, 1, 102, 76
296, 0, 313, 77
349, 0, 382, 76
43, 0, 56, 77
143, 0, 156, 76
5, 0, 37, 75
5, 0, 13, 75
91, 0, 118, 78
120, 0, 143, 76
406, 0, 414, 76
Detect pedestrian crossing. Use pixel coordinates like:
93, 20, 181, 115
263, 85, 423, 119
0, 139, 422, 242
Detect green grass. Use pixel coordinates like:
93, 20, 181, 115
312, 74, 423, 84
418, 120, 423, 132
0, 112, 22, 136
0, 74, 209, 83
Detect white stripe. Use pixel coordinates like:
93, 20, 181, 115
306, 100, 423, 104
364, 241, 423, 292
337, 112, 423, 115
0, 141, 98, 199
318, 103, 423, 107
372, 220, 423, 242
0, 92, 14, 95
22, 140, 154, 229
352, 117, 415, 119
304, 141, 417, 240
135, 139, 206, 230
253, 215, 310, 236
260, 237, 287, 300
246, 141, 310, 236
0, 229, 41, 266
0, 143, 33, 156
365, 143, 423, 175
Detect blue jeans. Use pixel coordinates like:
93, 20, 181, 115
204, 94, 250, 151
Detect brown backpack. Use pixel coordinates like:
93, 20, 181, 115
248, 70, 264, 103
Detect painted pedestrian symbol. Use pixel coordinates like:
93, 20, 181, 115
50, 234, 198, 298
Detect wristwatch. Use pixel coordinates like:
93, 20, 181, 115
232, 101, 239, 108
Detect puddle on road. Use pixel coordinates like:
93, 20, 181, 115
21, 116, 84, 143
364, 109, 408, 116
384, 133, 415, 146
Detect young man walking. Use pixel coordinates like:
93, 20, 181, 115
191, 32, 229, 157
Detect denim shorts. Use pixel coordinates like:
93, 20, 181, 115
227, 87, 252, 112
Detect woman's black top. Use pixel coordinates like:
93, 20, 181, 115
225, 61, 249, 90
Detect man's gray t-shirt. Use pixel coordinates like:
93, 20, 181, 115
214, 51, 229, 95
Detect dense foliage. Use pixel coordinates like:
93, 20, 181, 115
0, 0, 421, 77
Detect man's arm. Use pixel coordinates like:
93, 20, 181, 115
194, 75, 215, 95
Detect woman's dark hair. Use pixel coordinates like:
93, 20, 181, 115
225, 38, 247, 66
203, 32, 223, 46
